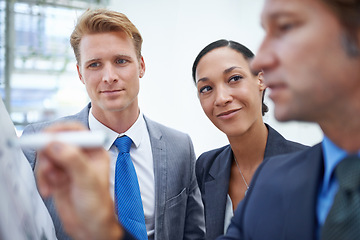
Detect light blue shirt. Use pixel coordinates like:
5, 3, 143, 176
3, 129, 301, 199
317, 136, 360, 238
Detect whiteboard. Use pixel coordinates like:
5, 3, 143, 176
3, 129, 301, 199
0, 98, 57, 240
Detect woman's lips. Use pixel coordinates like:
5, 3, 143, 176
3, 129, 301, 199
216, 108, 241, 120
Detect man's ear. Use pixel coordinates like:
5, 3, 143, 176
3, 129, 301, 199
139, 56, 145, 78
77, 64, 85, 84
258, 71, 266, 91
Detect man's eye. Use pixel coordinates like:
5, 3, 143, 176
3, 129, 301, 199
116, 59, 128, 64
89, 62, 100, 68
199, 86, 212, 94
279, 23, 294, 32
276, 20, 300, 35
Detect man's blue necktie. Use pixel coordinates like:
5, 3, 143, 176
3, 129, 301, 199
114, 136, 148, 240
321, 155, 360, 240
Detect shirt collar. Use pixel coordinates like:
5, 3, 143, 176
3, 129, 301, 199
88, 108, 146, 150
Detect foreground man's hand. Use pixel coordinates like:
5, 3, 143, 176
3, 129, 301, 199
36, 122, 123, 240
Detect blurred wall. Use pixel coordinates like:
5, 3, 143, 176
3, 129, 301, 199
108, 0, 323, 156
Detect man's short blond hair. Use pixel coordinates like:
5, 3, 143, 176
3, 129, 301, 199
70, 8, 143, 64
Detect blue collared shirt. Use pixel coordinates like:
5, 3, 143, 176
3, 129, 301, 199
317, 136, 360, 238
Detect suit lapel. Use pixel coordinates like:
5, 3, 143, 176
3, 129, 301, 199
283, 143, 324, 240
205, 146, 233, 239
143, 116, 166, 240
73, 102, 91, 129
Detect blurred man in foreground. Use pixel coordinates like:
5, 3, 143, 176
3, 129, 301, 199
36, 0, 360, 239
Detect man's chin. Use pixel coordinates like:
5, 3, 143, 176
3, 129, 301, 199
274, 108, 313, 123
95, 103, 127, 114
274, 107, 293, 122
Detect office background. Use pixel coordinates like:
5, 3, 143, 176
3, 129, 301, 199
1, 0, 322, 157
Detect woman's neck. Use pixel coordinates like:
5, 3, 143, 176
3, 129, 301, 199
228, 121, 268, 168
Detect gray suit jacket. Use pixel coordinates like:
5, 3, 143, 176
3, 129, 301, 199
22, 103, 205, 240
195, 124, 308, 240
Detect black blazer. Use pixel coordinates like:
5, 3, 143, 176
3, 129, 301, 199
219, 144, 323, 240
196, 124, 309, 240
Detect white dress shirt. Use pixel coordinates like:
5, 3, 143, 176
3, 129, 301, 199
89, 108, 155, 238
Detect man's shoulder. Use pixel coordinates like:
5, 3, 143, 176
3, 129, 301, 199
238, 144, 323, 239
21, 104, 90, 170
22, 115, 77, 133
143, 115, 190, 140
258, 143, 322, 178
266, 124, 309, 155
22, 104, 90, 135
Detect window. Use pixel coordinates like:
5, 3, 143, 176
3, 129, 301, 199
0, 0, 108, 131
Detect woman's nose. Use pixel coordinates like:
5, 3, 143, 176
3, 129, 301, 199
214, 87, 232, 107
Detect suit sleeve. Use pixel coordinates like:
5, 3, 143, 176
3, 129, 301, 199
183, 135, 206, 240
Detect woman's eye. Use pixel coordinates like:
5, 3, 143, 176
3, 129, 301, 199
116, 59, 128, 64
199, 86, 212, 94
229, 75, 242, 82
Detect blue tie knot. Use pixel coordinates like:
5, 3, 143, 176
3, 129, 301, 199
114, 136, 132, 153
